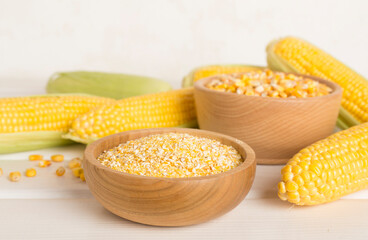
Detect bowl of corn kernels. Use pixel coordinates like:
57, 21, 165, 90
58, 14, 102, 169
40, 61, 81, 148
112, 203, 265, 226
83, 128, 256, 226
194, 69, 342, 165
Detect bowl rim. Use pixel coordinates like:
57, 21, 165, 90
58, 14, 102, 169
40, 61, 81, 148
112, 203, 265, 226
194, 72, 342, 103
84, 128, 256, 182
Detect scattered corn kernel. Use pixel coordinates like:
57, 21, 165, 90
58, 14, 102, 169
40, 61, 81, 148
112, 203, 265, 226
68, 158, 82, 169
98, 133, 243, 178
38, 160, 51, 168
205, 69, 332, 98
29, 154, 43, 161
56, 167, 66, 176
0, 168, 3, 177
72, 168, 83, 178
25, 168, 37, 177
80, 172, 86, 181
51, 154, 64, 162
9, 171, 21, 182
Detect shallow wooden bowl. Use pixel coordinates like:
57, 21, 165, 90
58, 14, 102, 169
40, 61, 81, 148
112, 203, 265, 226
194, 74, 342, 165
84, 128, 256, 226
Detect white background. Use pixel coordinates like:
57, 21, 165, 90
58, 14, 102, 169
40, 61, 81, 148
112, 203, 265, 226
0, 0, 367, 96
1, 2, 368, 238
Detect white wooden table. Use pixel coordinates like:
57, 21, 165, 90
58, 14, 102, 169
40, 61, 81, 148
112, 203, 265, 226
1, 88, 368, 240
1, 145, 368, 240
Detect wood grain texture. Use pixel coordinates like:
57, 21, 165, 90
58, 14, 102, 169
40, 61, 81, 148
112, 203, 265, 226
3, 199, 368, 240
194, 75, 342, 165
83, 128, 256, 226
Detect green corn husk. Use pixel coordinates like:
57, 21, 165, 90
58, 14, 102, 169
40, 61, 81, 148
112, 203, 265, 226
46, 71, 172, 99
266, 39, 360, 130
182, 64, 265, 88
0, 131, 73, 154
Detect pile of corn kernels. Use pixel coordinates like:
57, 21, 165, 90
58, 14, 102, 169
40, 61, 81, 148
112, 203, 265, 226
205, 69, 332, 98
98, 133, 243, 178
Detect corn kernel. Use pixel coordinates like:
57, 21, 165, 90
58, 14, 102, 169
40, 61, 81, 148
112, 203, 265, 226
72, 168, 83, 177
309, 171, 318, 181
299, 161, 310, 170
80, 172, 86, 181
68, 158, 82, 169
287, 191, 300, 202
0, 168, 3, 177
9, 171, 21, 182
300, 195, 311, 204
51, 154, 64, 162
298, 186, 309, 197
282, 172, 293, 182
205, 69, 332, 98
293, 175, 304, 186
309, 163, 322, 176
300, 171, 311, 182
38, 160, 51, 168
319, 184, 331, 195
278, 182, 286, 194
315, 177, 323, 187
291, 165, 302, 175
29, 154, 43, 161
278, 192, 287, 201
281, 165, 292, 175
25, 168, 37, 177
56, 167, 65, 176
285, 181, 299, 192
304, 181, 315, 190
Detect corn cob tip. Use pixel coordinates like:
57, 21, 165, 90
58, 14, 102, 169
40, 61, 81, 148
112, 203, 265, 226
278, 122, 368, 206
64, 88, 197, 144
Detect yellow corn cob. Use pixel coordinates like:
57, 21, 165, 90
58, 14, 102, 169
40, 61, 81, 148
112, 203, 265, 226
64, 88, 198, 144
47, 71, 172, 99
278, 122, 368, 205
0, 95, 114, 153
267, 37, 367, 129
182, 64, 264, 87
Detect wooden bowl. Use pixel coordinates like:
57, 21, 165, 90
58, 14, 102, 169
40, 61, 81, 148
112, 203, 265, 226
194, 74, 342, 165
83, 128, 256, 226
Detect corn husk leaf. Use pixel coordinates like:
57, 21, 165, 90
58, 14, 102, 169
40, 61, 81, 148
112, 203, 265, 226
47, 71, 172, 99
0, 131, 73, 154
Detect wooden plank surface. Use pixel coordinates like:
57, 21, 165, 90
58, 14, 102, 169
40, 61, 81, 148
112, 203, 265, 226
1, 198, 368, 240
